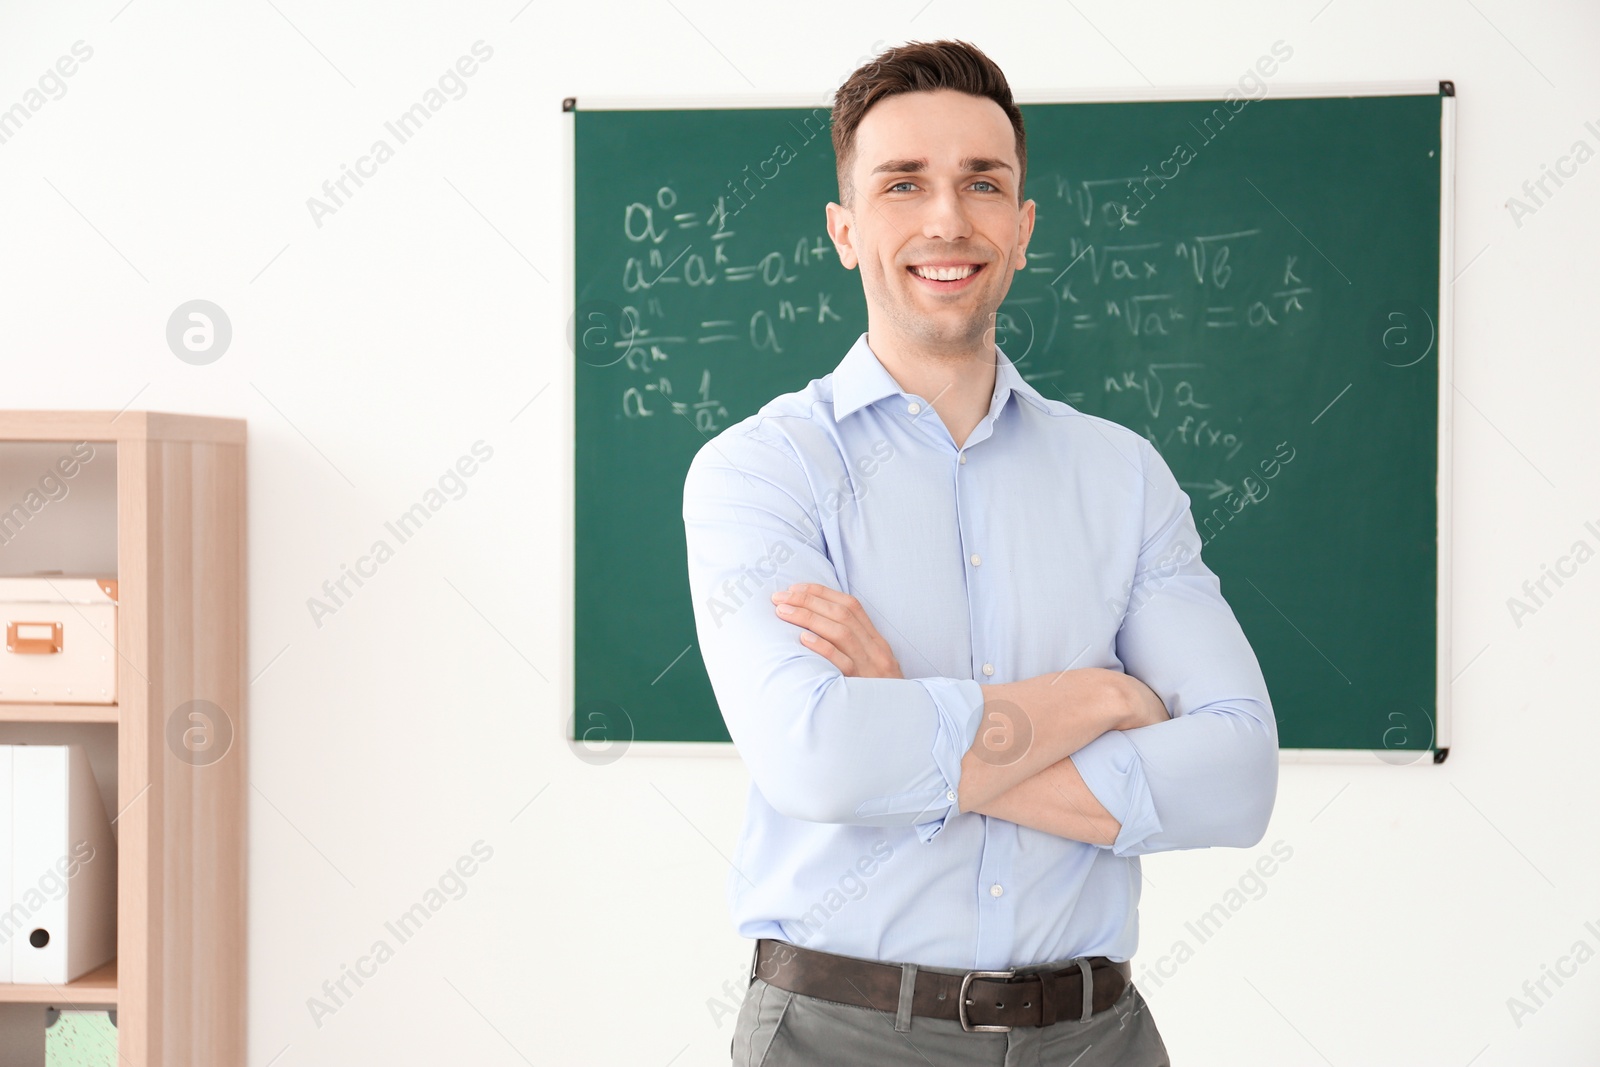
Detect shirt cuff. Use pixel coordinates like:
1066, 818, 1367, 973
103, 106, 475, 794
911, 677, 986, 843
1069, 729, 1162, 856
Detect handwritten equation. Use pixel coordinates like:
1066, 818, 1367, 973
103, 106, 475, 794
597, 184, 855, 433
591, 173, 1322, 489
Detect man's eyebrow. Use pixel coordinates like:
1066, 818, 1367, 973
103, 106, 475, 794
868, 156, 1015, 177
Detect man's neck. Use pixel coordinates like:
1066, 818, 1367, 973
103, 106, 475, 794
867, 330, 999, 449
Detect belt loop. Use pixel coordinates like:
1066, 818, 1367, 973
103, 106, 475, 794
895, 963, 918, 1032
1038, 967, 1057, 1026
1076, 958, 1094, 1022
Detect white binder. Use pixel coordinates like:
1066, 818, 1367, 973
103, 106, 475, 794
0, 744, 117, 984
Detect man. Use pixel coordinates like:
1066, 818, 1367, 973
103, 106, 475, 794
683, 39, 1278, 1066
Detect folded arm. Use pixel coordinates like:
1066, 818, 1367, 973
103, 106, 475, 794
971, 756, 1119, 845
967, 672, 1170, 845
683, 430, 987, 841
1046, 437, 1280, 856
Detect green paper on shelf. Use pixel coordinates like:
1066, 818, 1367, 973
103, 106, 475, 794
45, 1009, 117, 1067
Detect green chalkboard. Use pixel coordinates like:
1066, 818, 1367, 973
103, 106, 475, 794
569, 85, 1452, 757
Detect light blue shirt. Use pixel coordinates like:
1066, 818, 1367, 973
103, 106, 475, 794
682, 331, 1278, 971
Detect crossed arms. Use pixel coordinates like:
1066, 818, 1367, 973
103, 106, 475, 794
772, 583, 1168, 846
684, 430, 1279, 856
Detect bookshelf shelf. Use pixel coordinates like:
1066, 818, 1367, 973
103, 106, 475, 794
0, 959, 118, 1005
0, 703, 120, 724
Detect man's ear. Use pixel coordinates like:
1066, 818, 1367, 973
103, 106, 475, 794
825, 201, 859, 270
1013, 197, 1037, 270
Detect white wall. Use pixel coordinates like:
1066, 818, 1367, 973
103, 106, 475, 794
2, 0, 1597, 1063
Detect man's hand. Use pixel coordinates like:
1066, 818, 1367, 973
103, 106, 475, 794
772, 583, 903, 679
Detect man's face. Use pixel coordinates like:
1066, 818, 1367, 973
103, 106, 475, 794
826, 88, 1035, 356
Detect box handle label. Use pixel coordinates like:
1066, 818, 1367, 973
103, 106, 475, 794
6, 621, 64, 655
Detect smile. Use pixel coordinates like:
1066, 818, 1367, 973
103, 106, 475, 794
907, 263, 984, 291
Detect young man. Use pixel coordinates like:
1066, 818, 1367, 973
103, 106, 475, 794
683, 39, 1278, 1066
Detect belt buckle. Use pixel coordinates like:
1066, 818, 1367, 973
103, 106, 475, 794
958, 969, 1017, 1033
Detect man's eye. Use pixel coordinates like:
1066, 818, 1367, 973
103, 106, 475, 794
888, 181, 917, 192
971, 180, 998, 192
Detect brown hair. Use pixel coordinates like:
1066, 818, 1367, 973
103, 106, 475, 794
830, 40, 1026, 209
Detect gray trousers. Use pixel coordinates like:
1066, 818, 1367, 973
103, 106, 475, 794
730, 946, 1170, 1066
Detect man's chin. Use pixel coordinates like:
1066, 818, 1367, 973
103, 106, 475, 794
907, 300, 994, 339
907, 317, 992, 353
869, 288, 997, 352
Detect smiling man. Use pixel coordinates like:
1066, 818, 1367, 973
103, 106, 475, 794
683, 39, 1278, 1066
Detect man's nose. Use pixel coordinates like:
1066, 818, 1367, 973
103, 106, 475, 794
920, 185, 974, 242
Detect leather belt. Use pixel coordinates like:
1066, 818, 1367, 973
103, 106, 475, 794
753, 939, 1131, 1032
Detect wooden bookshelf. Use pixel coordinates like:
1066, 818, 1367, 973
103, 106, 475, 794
0, 411, 246, 1066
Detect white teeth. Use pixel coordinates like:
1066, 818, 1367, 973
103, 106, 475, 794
911, 264, 978, 281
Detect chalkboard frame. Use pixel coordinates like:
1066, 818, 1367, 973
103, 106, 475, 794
562, 79, 1456, 765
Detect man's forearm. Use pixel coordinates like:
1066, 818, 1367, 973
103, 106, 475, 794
968, 755, 1119, 845
957, 667, 1170, 841
957, 669, 1132, 812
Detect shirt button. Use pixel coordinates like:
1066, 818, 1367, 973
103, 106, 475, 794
947, 790, 957, 802
907, 402, 921, 415
970, 553, 982, 567
982, 663, 994, 676
990, 884, 1004, 897
959, 453, 967, 465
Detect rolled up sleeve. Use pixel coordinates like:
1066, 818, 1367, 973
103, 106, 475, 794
1072, 437, 1280, 856
683, 428, 986, 839
1068, 729, 1162, 855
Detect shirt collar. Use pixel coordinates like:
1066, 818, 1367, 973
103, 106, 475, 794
830, 331, 1054, 422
